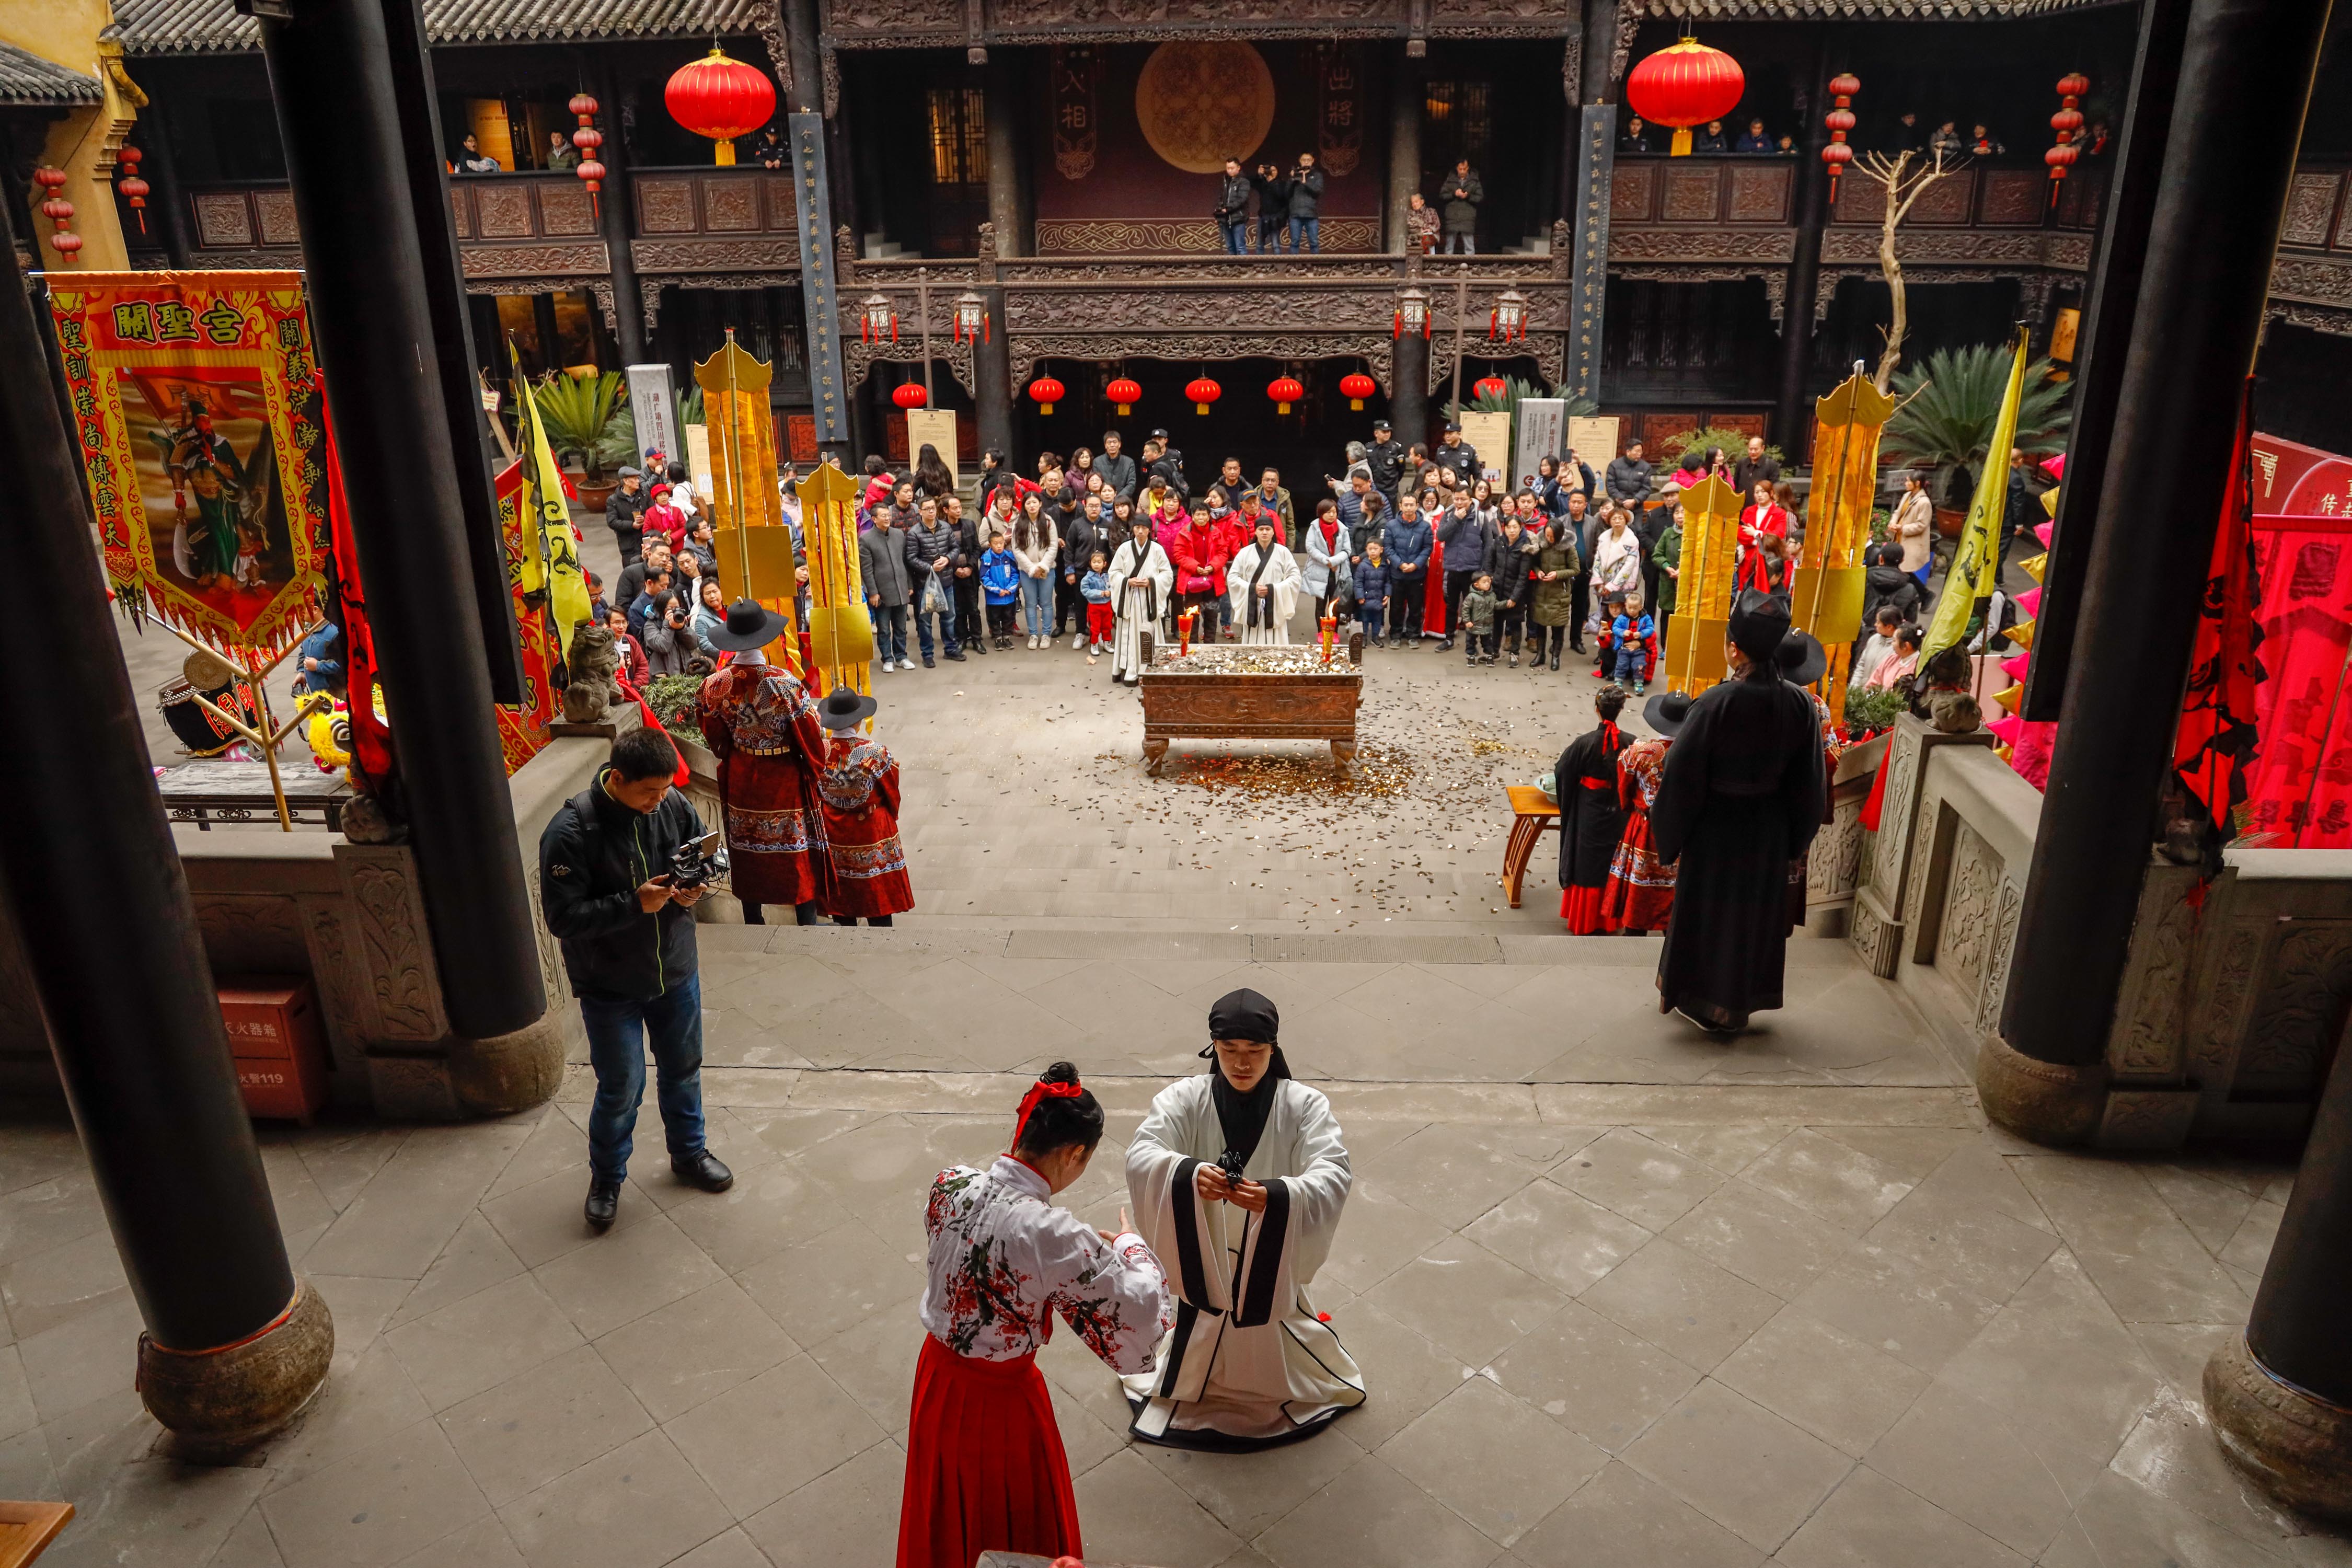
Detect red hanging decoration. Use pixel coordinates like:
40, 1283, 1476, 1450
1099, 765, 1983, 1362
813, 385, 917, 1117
1106, 376, 1142, 415
665, 48, 777, 166
1185, 377, 1222, 416
1267, 375, 1304, 414
892, 383, 928, 410
2047, 72, 2089, 208
1625, 37, 1746, 157
1821, 72, 1860, 202
33, 167, 79, 262
114, 146, 149, 235
1339, 372, 1376, 410
1472, 375, 1508, 402
1028, 375, 1066, 415
570, 92, 606, 218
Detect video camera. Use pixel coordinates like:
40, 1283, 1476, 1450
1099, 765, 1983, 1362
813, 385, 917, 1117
667, 830, 729, 891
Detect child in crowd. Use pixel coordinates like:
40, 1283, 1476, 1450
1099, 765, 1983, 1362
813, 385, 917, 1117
1459, 571, 1500, 665
1603, 589, 1657, 695
1352, 538, 1392, 647
981, 530, 1020, 648
1081, 549, 1114, 663
1851, 604, 1904, 693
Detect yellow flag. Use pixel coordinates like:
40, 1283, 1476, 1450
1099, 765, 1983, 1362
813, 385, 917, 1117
1923, 327, 2028, 664
511, 344, 593, 659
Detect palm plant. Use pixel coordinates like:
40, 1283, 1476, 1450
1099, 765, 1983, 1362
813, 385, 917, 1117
1462, 375, 1596, 425
529, 370, 626, 482
1659, 424, 1784, 471
1882, 345, 2071, 506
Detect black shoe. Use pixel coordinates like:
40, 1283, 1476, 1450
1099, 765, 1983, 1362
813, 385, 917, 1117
1437, 638, 1454, 652
921, 655, 936, 667
945, 650, 966, 662
584, 1180, 620, 1231
1550, 654, 1561, 671
1571, 642, 1587, 654
972, 638, 988, 654
672, 1149, 734, 1193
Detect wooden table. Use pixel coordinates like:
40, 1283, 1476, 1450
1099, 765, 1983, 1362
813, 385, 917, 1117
0, 1500, 72, 1566
1135, 636, 1365, 777
156, 759, 352, 833
1501, 785, 1560, 908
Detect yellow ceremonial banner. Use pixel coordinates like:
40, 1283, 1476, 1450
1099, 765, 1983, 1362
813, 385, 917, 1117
1791, 371, 1896, 721
695, 333, 804, 674
511, 343, 592, 658
798, 460, 872, 705
1924, 327, 2030, 664
1665, 473, 1743, 697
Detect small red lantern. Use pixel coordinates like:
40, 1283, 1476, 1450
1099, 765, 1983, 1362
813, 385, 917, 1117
33, 168, 78, 263
665, 48, 777, 167
1029, 375, 1066, 415
893, 383, 928, 411
570, 93, 607, 216
1472, 375, 1508, 403
1822, 72, 1859, 201
1185, 377, 1222, 415
1339, 372, 1376, 410
1106, 377, 1142, 415
114, 146, 149, 235
1267, 375, 1305, 414
1625, 37, 1745, 157
2047, 72, 2089, 207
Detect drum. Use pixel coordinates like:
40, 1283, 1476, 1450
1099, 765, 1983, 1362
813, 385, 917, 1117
157, 676, 250, 755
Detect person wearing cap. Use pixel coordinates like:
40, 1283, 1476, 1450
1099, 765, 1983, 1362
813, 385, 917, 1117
810, 686, 913, 925
1601, 690, 1692, 933
1433, 420, 1480, 487
1363, 421, 1406, 508
1651, 591, 1829, 1033
1123, 988, 1363, 1449
606, 466, 649, 563
696, 599, 834, 927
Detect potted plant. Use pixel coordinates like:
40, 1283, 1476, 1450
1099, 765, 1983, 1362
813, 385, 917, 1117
1882, 345, 2070, 537
530, 368, 627, 513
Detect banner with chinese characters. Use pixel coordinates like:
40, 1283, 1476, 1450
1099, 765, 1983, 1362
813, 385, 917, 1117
2240, 431, 2352, 847
1051, 47, 1097, 180
49, 271, 331, 659
1316, 43, 1361, 177
492, 457, 559, 774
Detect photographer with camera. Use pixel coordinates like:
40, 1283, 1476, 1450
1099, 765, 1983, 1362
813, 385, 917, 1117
539, 724, 734, 1232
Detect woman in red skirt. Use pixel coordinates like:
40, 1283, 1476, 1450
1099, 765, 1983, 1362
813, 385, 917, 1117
1554, 685, 1630, 932
1601, 690, 1692, 933
812, 686, 915, 927
900, 1064, 1171, 1568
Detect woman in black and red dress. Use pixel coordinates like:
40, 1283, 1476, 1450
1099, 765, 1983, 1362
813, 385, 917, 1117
1554, 685, 1630, 933
811, 686, 915, 926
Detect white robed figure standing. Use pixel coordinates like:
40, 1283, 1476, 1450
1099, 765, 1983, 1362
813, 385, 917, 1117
1225, 520, 1302, 646
1122, 988, 1364, 1449
1105, 515, 1173, 686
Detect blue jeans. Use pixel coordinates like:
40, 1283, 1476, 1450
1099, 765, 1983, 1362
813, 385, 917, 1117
1613, 645, 1646, 686
1359, 608, 1384, 641
1018, 573, 1053, 636
913, 598, 958, 659
1220, 220, 1249, 254
1258, 218, 1285, 253
869, 602, 907, 663
1289, 216, 1319, 253
582, 976, 706, 1183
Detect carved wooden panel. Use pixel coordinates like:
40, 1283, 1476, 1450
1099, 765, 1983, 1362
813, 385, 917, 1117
474, 183, 535, 239
2282, 171, 2340, 249
2335, 187, 2352, 252
537, 181, 595, 236
1978, 170, 2046, 227
1908, 170, 1975, 225
253, 189, 301, 247
1832, 177, 1886, 226
765, 175, 798, 232
449, 189, 472, 239
704, 177, 760, 232
1612, 163, 1655, 222
193, 192, 253, 248
1661, 167, 1721, 223
637, 176, 699, 235
1726, 164, 1789, 224
1030, 217, 1378, 253
1137, 673, 1362, 739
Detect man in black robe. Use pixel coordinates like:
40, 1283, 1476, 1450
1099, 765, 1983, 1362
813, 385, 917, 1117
1554, 685, 1630, 933
1651, 592, 1826, 1032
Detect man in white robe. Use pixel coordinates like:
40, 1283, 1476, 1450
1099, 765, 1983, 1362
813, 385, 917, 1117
1123, 988, 1364, 1449
1226, 520, 1302, 646
1105, 516, 1172, 687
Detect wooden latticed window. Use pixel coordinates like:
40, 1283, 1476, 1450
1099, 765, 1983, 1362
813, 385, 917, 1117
928, 87, 987, 186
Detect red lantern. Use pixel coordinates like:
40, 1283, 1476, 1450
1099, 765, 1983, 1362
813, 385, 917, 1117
1472, 375, 1508, 403
893, 383, 928, 410
32, 167, 77, 263
1185, 377, 1222, 416
1625, 37, 1745, 157
570, 92, 607, 216
1339, 372, 1376, 410
2047, 72, 2089, 207
1821, 72, 1859, 201
1267, 376, 1305, 414
1029, 376, 1065, 415
1106, 377, 1141, 415
665, 49, 777, 167
114, 146, 149, 235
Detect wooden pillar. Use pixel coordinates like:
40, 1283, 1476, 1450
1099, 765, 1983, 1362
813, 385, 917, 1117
592, 55, 648, 366
1773, 32, 1838, 453
984, 52, 1029, 259
1387, 51, 1422, 255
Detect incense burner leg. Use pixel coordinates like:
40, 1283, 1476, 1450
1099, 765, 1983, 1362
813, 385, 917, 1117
1330, 739, 1356, 777
1143, 737, 1169, 776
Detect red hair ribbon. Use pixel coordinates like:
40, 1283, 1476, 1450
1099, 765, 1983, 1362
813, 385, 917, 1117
1600, 719, 1622, 751
1013, 1075, 1083, 1149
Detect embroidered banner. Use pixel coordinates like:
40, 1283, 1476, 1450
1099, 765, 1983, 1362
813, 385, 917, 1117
1317, 43, 1361, 177
2241, 430, 2352, 847
1052, 47, 1097, 180
491, 457, 559, 774
49, 271, 331, 659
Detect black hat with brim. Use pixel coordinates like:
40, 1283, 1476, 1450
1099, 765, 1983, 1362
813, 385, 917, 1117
706, 598, 791, 652
818, 684, 878, 731
1728, 588, 1792, 662
1777, 629, 1829, 687
1644, 689, 1696, 736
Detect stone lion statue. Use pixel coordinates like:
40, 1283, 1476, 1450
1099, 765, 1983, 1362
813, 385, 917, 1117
562, 619, 624, 723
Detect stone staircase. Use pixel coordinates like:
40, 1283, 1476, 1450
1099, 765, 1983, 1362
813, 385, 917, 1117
863, 231, 922, 261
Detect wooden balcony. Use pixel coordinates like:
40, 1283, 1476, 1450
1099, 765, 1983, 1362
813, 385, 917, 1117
2272, 163, 2352, 332
627, 166, 803, 281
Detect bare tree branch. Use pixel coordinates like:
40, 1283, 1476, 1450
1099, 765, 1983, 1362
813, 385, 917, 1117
1854, 145, 1964, 394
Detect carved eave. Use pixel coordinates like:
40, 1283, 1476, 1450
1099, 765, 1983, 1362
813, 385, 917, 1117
820, 0, 1583, 48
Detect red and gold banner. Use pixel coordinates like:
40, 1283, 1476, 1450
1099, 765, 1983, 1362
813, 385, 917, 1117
49, 271, 331, 661
491, 457, 559, 774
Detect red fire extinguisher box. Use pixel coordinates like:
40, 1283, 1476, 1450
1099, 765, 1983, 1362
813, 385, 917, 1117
218, 979, 329, 1124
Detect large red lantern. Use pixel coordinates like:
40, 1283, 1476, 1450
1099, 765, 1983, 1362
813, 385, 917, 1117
32, 167, 78, 261
114, 146, 149, 234
892, 383, 928, 411
1821, 73, 1859, 202
1625, 37, 1745, 157
1185, 377, 1222, 416
570, 93, 607, 216
1106, 377, 1142, 415
665, 48, 777, 166
1029, 375, 1066, 415
1472, 375, 1508, 403
2047, 72, 2089, 207
1339, 372, 1376, 410
1267, 376, 1305, 414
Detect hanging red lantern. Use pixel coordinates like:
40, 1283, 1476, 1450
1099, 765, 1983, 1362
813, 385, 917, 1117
570, 93, 607, 217
665, 48, 777, 166
1185, 377, 1222, 416
1028, 375, 1066, 415
114, 146, 149, 235
32, 168, 78, 263
2047, 72, 2089, 207
1339, 372, 1376, 410
1472, 375, 1508, 403
892, 383, 928, 411
1105, 376, 1142, 416
1625, 37, 1745, 157
1821, 72, 1859, 202
1267, 375, 1305, 415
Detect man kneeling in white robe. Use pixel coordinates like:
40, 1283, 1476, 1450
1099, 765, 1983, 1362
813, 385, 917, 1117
1123, 987, 1364, 1449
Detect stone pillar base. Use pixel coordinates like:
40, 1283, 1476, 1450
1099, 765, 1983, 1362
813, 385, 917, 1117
138, 1277, 334, 1455
1975, 1031, 2107, 1147
2206, 1331, 2352, 1520
451, 1011, 567, 1116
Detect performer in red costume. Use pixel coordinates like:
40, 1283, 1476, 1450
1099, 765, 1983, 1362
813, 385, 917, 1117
812, 686, 914, 926
696, 599, 832, 926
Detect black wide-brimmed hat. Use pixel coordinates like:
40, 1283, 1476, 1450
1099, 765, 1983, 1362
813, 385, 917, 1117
1728, 588, 1792, 662
817, 683, 877, 731
1644, 689, 1695, 736
1777, 629, 1828, 687
705, 598, 790, 652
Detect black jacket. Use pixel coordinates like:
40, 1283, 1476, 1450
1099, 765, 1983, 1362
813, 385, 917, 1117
1733, 455, 1781, 497
1059, 510, 1108, 583
1096, 452, 1139, 502
1250, 168, 1289, 221
1365, 437, 1408, 497
1433, 441, 1480, 484
1215, 171, 1253, 223
539, 770, 706, 1002
606, 485, 649, 552
1861, 563, 1925, 633
1285, 165, 1325, 218
1150, 447, 1189, 498
1605, 455, 1654, 508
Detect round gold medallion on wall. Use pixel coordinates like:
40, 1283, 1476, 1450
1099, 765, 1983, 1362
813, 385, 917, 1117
1136, 43, 1275, 174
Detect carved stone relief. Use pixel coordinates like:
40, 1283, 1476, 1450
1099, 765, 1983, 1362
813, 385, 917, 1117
340, 848, 446, 1042
2186, 921, 2266, 1093
1939, 820, 1998, 999
1975, 877, 2023, 1036
193, 894, 307, 973
1900, 792, 1943, 951
2111, 877, 2197, 1079
1871, 731, 1919, 892
2235, 923, 2352, 1100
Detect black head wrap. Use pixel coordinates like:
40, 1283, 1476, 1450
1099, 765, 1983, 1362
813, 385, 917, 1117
1728, 588, 1793, 665
1201, 988, 1292, 1174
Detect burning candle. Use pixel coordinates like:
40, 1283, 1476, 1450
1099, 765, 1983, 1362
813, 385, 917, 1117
1179, 609, 1195, 656
1319, 609, 1338, 664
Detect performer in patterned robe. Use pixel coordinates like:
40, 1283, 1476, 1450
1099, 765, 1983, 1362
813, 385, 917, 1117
697, 599, 831, 924
1601, 690, 1692, 934
813, 685, 914, 926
